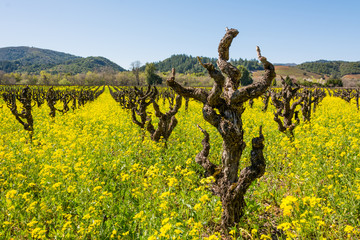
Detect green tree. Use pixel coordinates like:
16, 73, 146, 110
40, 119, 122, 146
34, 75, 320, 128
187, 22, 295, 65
145, 63, 162, 85
330, 71, 341, 80
58, 77, 71, 85
237, 65, 253, 86
10, 72, 22, 83
325, 78, 343, 87
39, 71, 51, 85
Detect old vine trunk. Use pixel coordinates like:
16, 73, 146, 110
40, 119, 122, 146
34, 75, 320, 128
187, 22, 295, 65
167, 28, 275, 230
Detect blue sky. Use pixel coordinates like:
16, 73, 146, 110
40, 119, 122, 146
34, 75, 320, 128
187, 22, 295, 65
1, 0, 359, 69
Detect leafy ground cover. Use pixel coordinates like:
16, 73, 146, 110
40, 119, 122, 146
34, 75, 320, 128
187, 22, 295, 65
0, 88, 359, 239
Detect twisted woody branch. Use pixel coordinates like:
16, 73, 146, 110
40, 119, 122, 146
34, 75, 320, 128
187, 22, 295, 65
122, 84, 182, 143
148, 81, 182, 142
3, 86, 34, 141
271, 77, 304, 140
167, 28, 275, 229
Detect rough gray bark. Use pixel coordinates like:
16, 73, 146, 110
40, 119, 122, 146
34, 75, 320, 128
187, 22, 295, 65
333, 88, 353, 103
312, 88, 326, 113
129, 85, 157, 134
32, 88, 46, 107
147, 80, 182, 143
46, 87, 57, 117
46, 88, 82, 116
300, 88, 312, 122
300, 88, 326, 122
271, 77, 304, 140
123, 84, 181, 143
167, 28, 275, 229
3, 86, 34, 141
261, 90, 271, 112
58, 93, 71, 114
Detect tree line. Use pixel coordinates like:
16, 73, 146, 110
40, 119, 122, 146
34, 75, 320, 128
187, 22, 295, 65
0, 62, 255, 87
297, 60, 360, 78
141, 54, 264, 74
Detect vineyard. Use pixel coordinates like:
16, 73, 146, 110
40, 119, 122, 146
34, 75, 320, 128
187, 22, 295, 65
1, 81, 360, 239
1, 30, 360, 239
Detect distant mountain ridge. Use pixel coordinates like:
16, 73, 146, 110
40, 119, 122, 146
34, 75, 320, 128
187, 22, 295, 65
0, 46, 79, 63
274, 63, 297, 67
297, 60, 360, 77
1, 46, 359, 79
49, 56, 125, 74
0, 46, 126, 74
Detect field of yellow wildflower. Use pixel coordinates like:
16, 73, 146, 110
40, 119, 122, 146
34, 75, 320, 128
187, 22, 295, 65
1, 87, 359, 239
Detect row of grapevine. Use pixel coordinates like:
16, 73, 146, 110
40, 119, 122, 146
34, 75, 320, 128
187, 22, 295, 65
1, 85, 105, 141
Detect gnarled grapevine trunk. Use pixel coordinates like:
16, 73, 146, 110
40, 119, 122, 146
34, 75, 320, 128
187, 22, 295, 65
300, 88, 326, 122
3, 86, 34, 141
46, 87, 57, 117
271, 77, 304, 140
117, 85, 182, 144
167, 28, 275, 229
128, 86, 157, 140
148, 85, 182, 143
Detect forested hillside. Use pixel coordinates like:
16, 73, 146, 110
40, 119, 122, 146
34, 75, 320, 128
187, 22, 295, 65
142, 54, 264, 74
0, 47, 126, 74
1, 47, 360, 87
297, 60, 360, 77
0, 46, 79, 73
49, 57, 126, 74
0, 46, 79, 63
